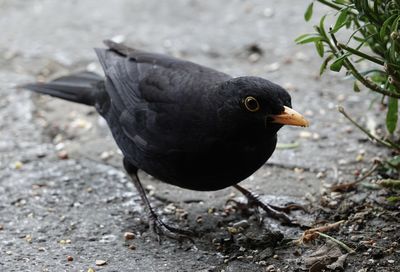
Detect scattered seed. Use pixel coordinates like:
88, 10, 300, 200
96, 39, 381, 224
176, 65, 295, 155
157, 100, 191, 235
67, 255, 73, 262
0, 224, 3, 230
14, 161, 23, 170
57, 150, 69, 160
95, 260, 107, 266
25, 234, 32, 243
299, 131, 312, 139
264, 62, 280, 72
196, 216, 203, 224
100, 151, 112, 160
59, 239, 71, 245
87, 268, 95, 272
356, 154, 364, 162
294, 168, 304, 174
227, 226, 239, 235
71, 118, 92, 130
124, 232, 135, 240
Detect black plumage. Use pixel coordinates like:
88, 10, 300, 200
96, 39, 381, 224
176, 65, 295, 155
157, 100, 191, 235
22, 40, 308, 238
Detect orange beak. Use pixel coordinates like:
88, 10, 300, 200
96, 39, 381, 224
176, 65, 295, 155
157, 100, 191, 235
270, 106, 309, 127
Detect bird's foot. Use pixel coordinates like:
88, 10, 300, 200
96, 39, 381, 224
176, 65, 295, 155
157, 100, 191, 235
233, 185, 304, 226
148, 212, 195, 243
123, 159, 195, 243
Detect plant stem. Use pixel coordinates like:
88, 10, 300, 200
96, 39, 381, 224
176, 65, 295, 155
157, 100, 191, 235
328, 30, 400, 98
338, 106, 400, 151
316, 0, 342, 11
344, 59, 400, 98
338, 43, 385, 66
316, 0, 357, 16
317, 232, 355, 253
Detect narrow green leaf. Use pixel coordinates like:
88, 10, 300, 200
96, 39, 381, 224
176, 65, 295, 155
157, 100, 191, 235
304, 2, 314, 22
329, 53, 350, 72
330, 58, 344, 72
295, 35, 323, 44
319, 54, 334, 75
380, 14, 397, 40
294, 33, 311, 42
319, 15, 327, 38
353, 81, 361, 92
315, 41, 325, 57
386, 96, 398, 134
332, 9, 349, 33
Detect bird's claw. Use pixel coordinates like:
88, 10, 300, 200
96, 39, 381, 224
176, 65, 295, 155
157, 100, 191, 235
233, 185, 302, 226
149, 214, 195, 243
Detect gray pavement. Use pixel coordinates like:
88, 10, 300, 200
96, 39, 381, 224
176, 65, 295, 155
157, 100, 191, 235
0, 0, 384, 271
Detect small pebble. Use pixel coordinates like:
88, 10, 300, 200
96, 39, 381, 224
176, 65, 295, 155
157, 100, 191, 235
263, 7, 274, 17
0, 224, 3, 230
232, 220, 249, 229
124, 232, 135, 240
67, 255, 73, 262
248, 53, 261, 63
87, 268, 95, 272
337, 94, 346, 102
95, 260, 107, 266
196, 216, 203, 224
388, 259, 395, 264
264, 62, 280, 72
266, 264, 276, 271
128, 244, 136, 250
258, 260, 267, 266
100, 151, 112, 160
283, 82, 296, 92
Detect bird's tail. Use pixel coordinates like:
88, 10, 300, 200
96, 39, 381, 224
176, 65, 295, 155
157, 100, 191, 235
20, 71, 103, 106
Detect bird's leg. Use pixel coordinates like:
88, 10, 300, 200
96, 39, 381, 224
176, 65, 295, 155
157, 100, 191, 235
233, 184, 299, 226
123, 158, 194, 242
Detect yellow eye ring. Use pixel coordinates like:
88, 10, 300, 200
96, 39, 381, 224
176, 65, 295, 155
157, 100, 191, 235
243, 96, 260, 112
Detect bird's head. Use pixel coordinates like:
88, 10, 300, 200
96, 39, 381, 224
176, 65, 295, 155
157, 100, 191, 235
217, 76, 309, 136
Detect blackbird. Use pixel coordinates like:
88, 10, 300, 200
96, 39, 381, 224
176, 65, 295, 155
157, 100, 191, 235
22, 40, 309, 239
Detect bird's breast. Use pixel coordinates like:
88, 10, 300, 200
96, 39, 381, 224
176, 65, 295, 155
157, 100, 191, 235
143, 135, 277, 191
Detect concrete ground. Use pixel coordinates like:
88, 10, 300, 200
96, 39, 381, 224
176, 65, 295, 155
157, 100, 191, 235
0, 0, 387, 271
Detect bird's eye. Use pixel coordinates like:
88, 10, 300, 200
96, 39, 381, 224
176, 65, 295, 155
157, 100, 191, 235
243, 96, 260, 112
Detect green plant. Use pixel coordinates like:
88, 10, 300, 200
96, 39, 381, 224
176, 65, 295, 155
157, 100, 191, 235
296, 0, 400, 139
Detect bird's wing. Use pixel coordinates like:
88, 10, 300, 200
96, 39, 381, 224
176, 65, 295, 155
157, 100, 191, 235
95, 40, 230, 111
95, 40, 231, 157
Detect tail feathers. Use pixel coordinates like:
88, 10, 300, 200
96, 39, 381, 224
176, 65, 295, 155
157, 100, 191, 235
21, 71, 103, 106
